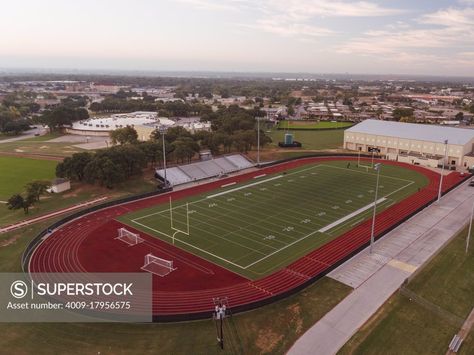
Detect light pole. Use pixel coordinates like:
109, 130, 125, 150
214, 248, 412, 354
160, 126, 168, 189
467, 199, 474, 254
257, 117, 261, 166
370, 163, 381, 254
438, 139, 448, 202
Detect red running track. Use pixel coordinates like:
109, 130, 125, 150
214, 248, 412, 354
28, 157, 468, 320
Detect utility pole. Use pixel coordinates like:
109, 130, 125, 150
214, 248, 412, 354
370, 163, 381, 254
467, 199, 474, 254
438, 139, 448, 202
257, 117, 261, 166
160, 125, 168, 189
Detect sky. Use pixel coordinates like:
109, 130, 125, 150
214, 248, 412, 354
0, 0, 473, 76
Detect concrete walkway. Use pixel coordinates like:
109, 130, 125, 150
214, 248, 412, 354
288, 179, 474, 355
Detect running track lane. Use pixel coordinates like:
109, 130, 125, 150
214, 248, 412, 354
28, 157, 468, 319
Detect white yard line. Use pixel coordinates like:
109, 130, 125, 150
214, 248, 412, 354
206, 175, 283, 199
318, 198, 387, 233
319, 164, 415, 184
129, 163, 416, 271
243, 197, 389, 269
131, 219, 248, 269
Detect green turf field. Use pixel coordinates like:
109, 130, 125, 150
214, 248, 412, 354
0, 156, 57, 200
268, 129, 344, 150
119, 161, 428, 279
277, 120, 354, 130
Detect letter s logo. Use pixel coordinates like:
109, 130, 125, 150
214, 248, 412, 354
10, 280, 28, 299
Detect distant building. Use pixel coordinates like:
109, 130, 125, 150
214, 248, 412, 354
344, 119, 474, 170
66, 111, 210, 140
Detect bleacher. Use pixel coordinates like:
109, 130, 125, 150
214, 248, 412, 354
155, 154, 254, 186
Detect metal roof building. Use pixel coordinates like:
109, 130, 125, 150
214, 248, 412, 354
344, 119, 474, 170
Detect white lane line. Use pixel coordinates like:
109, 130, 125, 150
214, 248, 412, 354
318, 197, 387, 233
206, 175, 283, 199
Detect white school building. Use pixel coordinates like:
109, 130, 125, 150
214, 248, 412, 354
343, 119, 474, 170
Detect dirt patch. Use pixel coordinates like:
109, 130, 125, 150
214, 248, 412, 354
255, 328, 284, 354
287, 303, 304, 335
0, 233, 21, 247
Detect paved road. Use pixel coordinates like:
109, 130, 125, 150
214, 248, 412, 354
288, 179, 474, 355
0, 126, 47, 144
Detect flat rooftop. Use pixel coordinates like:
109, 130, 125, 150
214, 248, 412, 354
346, 119, 474, 145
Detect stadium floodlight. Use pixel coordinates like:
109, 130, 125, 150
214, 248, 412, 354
467, 199, 474, 254
213, 297, 229, 350
369, 163, 381, 254
437, 139, 448, 202
160, 125, 169, 189
256, 117, 261, 166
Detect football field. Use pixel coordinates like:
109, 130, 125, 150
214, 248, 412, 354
119, 161, 428, 279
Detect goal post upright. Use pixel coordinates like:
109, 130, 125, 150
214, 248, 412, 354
168, 196, 190, 245
169, 196, 174, 230
186, 202, 190, 235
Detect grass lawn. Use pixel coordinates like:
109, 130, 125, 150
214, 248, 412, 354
277, 120, 353, 130
0, 173, 159, 227
119, 160, 428, 279
338, 224, 474, 355
268, 129, 344, 150
0, 133, 84, 157
21, 132, 64, 142
0, 156, 57, 200
0, 220, 352, 354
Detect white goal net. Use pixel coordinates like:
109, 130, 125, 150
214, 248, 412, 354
115, 227, 144, 246
141, 253, 176, 277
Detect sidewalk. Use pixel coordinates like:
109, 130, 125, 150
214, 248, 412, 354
0, 197, 108, 234
288, 179, 474, 355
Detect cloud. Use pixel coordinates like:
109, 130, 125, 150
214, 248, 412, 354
175, 0, 245, 11
260, 0, 403, 19
336, 0, 474, 66
179, 0, 403, 38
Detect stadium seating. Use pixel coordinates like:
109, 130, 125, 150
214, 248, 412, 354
156, 167, 192, 185
225, 155, 254, 170
155, 154, 254, 186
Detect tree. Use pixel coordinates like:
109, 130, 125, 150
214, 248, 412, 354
84, 156, 125, 188
137, 141, 162, 166
6, 193, 35, 214
36, 106, 89, 131
25, 181, 50, 202
110, 126, 138, 145
172, 137, 200, 163
455, 111, 464, 121
393, 108, 414, 121
56, 152, 93, 181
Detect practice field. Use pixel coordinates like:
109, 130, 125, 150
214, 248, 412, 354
0, 156, 57, 200
119, 161, 428, 279
277, 120, 354, 130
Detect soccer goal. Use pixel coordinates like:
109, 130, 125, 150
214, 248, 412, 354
141, 253, 176, 277
115, 227, 144, 246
